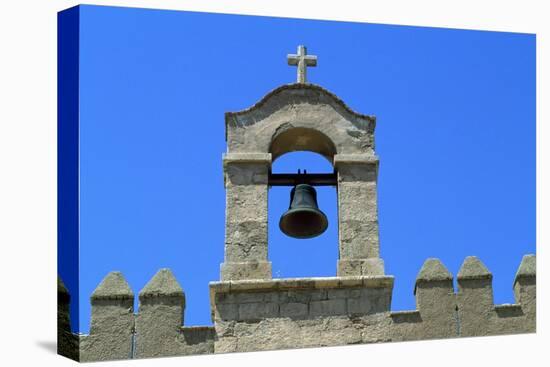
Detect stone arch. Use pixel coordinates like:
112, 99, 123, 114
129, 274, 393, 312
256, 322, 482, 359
269, 126, 337, 163
225, 84, 376, 157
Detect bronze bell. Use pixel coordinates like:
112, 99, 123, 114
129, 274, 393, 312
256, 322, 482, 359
279, 184, 328, 239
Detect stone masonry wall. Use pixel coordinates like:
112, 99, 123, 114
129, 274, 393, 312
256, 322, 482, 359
58, 254, 535, 362
211, 276, 394, 353
210, 254, 536, 353
58, 269, 215, 362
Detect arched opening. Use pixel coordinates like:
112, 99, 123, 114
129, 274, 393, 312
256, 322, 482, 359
269, 127, 337, 163
268, 151, 338, 278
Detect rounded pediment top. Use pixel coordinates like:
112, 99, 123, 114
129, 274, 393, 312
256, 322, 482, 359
224, 83, 377, 157
225, 83, 376, 129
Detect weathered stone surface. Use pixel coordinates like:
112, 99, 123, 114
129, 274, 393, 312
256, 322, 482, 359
91, 271, 134, 301
280, 302, 308, 318
334, 156, 378, 182
57, 276, 79, 361
239, 302, 279, 320
224, 159, 270, 186
215, 301, 239, 321
457, 256, 492, 280
415, 258, 453, 285
310, 299, 347, 317
412, 259, 456, 340
57, 276, 71, 331
223, 152, 272, 165
457, 257, 494, 336
60, 252, 536, 361
178, 327, 216, 355
224, 84, 384, 280
287, 45, 317, 84
225, 84, 376, 158
224, 220, 268, 262
513, 254, 536, 325
220, 153, 271, 281
214, 313, 395, 353
89, 273, 134, 335
210, 276, 395, 346
336, 159, 381, 274
347, 288, 391, 316
220, 261, 272, 281
337, 258, 385, 276
225, 185, 268, 221
81, 272, 135, 362
337, 183, 378, 222
140, 268, 184, 299
135, 269, 186, 359
338, 220, 380, 258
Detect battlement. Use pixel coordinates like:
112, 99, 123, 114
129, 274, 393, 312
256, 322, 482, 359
58, 254, 536, 362
58, 269, 215, 362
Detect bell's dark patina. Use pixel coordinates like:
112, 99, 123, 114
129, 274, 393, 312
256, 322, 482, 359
279, 184, 328, 239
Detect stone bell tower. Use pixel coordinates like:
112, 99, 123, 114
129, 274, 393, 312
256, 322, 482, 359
220, 45, 384, 280
57, 43, 535, 362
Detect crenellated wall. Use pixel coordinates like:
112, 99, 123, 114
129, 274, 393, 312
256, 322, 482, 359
58, 254, 536, 362
58, 269, 216, 362
390, 255, 536, 341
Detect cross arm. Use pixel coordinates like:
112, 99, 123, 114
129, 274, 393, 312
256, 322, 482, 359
304, 56, 317, 66
287, 54, 299, 65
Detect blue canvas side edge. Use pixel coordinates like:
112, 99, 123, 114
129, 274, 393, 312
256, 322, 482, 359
58, 5, 80, 335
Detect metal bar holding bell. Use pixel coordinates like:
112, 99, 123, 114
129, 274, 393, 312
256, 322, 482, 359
268, 172, 337, 187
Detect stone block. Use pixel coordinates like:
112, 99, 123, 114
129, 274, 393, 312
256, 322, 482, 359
176, 327, 215, 355
280, 302, 308, 318
308, 289, 329, 301
349, 289, 362, 298
309, 299, 347, 317
239, 302, 279, 321
263, 291, 281, 303
347, 297, 371, 316
283, 289, 322, 303
215, 303, 239, 321
337, 182, 378, 222
327, 288, 349, 299
223, 157, 270, 186
347, 288, 391, 316
233, 291, 267, 304
338, 220, 380, 259
220, 261, 272, 281
225, 185, 268, 221
224, 220, 268, 262
334, 155, 379, 182
337, 258, 385, 276
223, 152, 272, 166
338, 276, 365, 287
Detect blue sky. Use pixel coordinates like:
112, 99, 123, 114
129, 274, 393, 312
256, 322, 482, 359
60, 5, 535, 333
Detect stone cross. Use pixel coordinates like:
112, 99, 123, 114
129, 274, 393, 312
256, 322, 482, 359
287, 45, 317, 83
